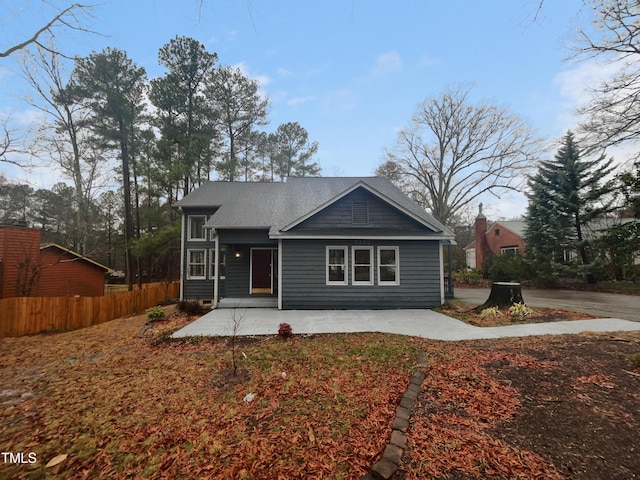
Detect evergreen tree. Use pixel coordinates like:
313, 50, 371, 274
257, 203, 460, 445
525, 131, 615, 284
70, 47, 147, 290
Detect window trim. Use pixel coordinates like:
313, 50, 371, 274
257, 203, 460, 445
187, 248, 206, 280
209, 247, 227, 280
187, 215, 207, 241
326, 246, 348, 285
352, 246, 374, 286
377, 246, 400, 285
500, 246, 519, 255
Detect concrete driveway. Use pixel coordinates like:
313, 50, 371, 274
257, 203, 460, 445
455, 287, 640, 322
172, 307, 640, 341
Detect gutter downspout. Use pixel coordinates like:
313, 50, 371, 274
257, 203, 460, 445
213, 228, 219, 308
278, 238, 283, 310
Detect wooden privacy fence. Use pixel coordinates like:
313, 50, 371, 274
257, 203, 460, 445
0, 281, 180, 338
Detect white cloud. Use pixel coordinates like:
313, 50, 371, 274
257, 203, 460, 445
232, 61, 271, 87
418, 54, 439, 67
323, 88, 357, 114
365, 51, 403, 80
554, 60, 620, 106
277, 67, 293, 77
287, 95, 316, 107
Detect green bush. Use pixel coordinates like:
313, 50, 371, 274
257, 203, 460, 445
177, 300, 206, 316
454, 268, 483, 285
146, 306, 166, 323
486, 253, 530, 282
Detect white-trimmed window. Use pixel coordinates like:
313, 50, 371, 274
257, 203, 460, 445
209, 248, 227, 279
500, 246, 519, 256
352, 246, 373, 285
378, 247, 399, 285
187, 249, 206, 279
187, 215, 206, 241
326, 246, 348, 285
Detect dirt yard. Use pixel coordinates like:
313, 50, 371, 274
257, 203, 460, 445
1, 308, 639, 479
399, 332, 640, 480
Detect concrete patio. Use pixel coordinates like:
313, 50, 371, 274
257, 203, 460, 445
172, 307, 640, 341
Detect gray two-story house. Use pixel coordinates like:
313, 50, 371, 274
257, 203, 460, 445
173, 176, 454, 309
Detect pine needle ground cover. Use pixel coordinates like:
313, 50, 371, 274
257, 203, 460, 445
2, 310, 639, 479
1, 311, 414, 479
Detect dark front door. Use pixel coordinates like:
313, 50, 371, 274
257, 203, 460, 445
251, 249, 272, 294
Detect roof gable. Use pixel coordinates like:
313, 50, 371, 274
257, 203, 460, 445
40, 243, 113, 272
281, 183, 440, 235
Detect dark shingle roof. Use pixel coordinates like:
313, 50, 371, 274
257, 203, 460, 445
173, 177, 453, 237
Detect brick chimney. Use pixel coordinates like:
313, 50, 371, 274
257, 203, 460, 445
474, 203, 487, 270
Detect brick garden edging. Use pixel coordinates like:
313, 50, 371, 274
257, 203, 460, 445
359, 351, 427, 480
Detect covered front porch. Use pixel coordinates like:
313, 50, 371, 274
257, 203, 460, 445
211, 228, 280, 308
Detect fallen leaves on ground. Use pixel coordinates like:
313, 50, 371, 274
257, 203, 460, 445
0, 310, 415, 479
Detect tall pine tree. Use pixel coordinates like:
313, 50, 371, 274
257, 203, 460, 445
525, 131, 615, 284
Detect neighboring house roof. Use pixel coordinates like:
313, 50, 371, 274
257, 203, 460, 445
40, 243, 113, 272
173, 177, 454, 238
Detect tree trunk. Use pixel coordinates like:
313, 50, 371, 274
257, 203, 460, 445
478, 282, 525, 309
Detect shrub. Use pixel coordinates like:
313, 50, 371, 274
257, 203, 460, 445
487, 253, 530, 282
508, 302, 534, 319
628, 352, 640, 370
480, 306, 502, 318
177, 300, 206, 316
146, 306, 166, 323
454, 269, 483, 285
277, 322, 293, 339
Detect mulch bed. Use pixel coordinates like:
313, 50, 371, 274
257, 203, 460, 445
399, 332, 640, 480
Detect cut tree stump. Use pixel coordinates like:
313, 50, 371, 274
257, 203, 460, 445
477, 282, 525, 309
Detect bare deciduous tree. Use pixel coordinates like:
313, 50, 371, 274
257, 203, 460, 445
573, 1, 640, 154
377, 85, 543, 226
1, 2, 96, 59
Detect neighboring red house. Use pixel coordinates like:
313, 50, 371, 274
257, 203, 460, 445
464, 205, 526, 269
0, 225, 112, 298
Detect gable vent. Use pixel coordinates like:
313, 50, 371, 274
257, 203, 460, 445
352, 202, 369, 225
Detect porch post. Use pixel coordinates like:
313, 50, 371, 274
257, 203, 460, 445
213, 229, 219, 308
439, 241, 445, 304
278, 239, 283, 310
179, 210, 185, 301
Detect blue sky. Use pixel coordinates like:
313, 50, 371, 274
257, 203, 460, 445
1, 0, 613, 219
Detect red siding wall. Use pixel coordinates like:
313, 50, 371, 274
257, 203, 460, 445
36, 247, 106, 297
0, 227, 41, 298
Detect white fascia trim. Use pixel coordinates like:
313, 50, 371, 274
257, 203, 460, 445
271, 234, 455, 241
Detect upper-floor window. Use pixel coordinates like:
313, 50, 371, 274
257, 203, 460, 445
188, 215, 207, 241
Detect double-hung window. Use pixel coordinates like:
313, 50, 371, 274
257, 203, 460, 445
188, 215, 207, 241
352, 246, 373, 285
378, 247, 399, 285
187, 249, 206, 279
326, 247, 348, 285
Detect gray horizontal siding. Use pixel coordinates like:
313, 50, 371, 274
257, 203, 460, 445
281, 239, 441, 309
290, 188, 432, 235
